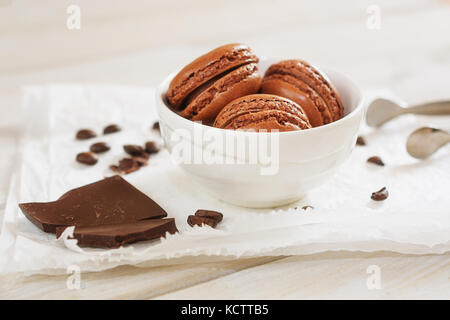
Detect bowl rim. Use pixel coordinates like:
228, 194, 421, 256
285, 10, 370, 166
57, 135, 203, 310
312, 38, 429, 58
156, 61, 364, 136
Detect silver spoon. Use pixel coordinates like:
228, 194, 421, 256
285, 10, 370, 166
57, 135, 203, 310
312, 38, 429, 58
406, 127, 450, 159
366, 98, 450, 127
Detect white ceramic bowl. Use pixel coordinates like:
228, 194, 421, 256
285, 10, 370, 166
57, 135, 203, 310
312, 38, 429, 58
156, 58, 364, 208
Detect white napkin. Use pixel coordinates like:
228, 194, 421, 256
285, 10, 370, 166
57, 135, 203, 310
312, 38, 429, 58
0, 84, 449, 276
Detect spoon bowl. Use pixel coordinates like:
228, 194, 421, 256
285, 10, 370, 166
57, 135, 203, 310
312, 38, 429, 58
406, 127, 450, 159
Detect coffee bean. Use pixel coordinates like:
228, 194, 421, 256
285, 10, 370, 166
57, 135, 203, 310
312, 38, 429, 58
152, 121, 160, 133
76, 129, 96, 140
145, 141, 161, 154
356, 136, 366, 146
187, 215, 218, 228
301, 205, 314, 210
110, 158, 141, 174
103, 124, 121, 134
371, 187, 389, 201
89, 142, 110, 153
76, 152, 98, 165
123, 145, 145, 157
367, 156, 385, 166
195, 209, 223, 223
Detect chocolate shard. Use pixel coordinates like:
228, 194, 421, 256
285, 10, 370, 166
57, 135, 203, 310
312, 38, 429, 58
18, 175, 167, 233
56, 218, 178, 249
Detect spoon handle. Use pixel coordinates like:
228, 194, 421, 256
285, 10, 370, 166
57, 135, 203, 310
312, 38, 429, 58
406, 101, 450, 115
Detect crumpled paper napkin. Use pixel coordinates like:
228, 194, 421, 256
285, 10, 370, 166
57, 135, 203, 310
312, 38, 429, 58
0, 84, 449, 276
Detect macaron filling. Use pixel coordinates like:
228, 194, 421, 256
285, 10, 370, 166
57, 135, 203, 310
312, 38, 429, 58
181, 63, 260, 120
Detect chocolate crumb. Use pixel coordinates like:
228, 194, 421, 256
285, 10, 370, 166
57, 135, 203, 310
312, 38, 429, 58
367, 156, 385, 166
371, 187, 389, 201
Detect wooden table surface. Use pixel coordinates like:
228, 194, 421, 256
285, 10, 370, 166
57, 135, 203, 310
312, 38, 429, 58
1, 0, 449, 299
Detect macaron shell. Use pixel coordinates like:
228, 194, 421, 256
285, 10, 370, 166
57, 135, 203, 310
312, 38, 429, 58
214, 94, 311, 131
264, 60, 343, 121
260, 77, 324, 127
181, 63, 262, 122
166, 43, 258, 109
227, 109, 310, 132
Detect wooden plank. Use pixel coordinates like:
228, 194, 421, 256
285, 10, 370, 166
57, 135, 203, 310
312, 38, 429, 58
155, 252, 450, 299
0, 257, 283, 299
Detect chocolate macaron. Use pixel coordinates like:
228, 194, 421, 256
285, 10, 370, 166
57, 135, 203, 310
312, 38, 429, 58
261, 60, 343, 127
213, 94, 311, 132
166, 43, 261, 123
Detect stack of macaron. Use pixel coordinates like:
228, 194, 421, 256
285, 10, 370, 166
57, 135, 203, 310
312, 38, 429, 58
166, 43, 343, 132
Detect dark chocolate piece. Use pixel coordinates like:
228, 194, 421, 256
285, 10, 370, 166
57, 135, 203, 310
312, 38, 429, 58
188, 209, 223, 228
194, 209, 223, 222
367, 156, 385, 166
18, 175, 167, 233
145, 141, 161, 154
103, 124, 121, 134
56, 218, 178, 249
76, 129, 96, 140
76, 152, 98, 165
187, 215, 218, 228
371, 187, 389, 201
356, 136, 366, 146
90, 142, 110, 153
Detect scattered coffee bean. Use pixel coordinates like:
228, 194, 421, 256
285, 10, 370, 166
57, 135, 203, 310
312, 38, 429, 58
76, 129, 96, 140
367, 156, 385, 166
123, 145, 146, 157
301, 205, 314, 210
187, 215, 218, 228
356, 136, 366, 146
89, 142, 110, 153
371, 187, 389, 201
152, 121, 160, 133
145, 141, 161, 154
76, 152, 98, 165
103, 124, 121, 135
194, 209, 223, 223
119, 158, 140, 174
